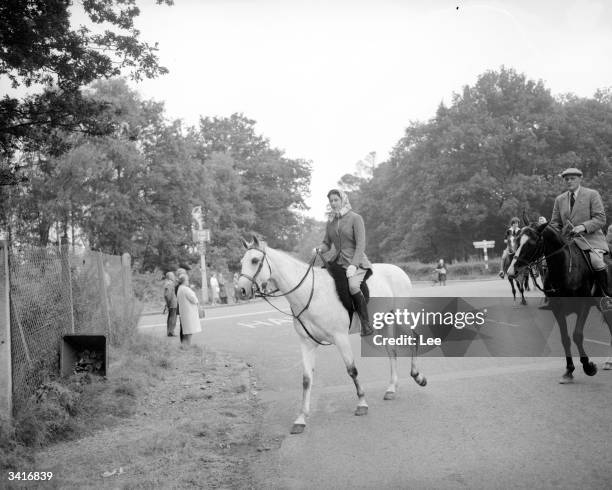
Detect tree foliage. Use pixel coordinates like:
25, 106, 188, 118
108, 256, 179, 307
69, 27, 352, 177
192, 114, 312, 251
5, 80, 312, 273
0, 0, 172, 162
352, 67, 612, 262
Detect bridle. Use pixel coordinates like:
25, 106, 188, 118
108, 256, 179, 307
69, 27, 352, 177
511, 225, 573, 294
239, 245, 330, 345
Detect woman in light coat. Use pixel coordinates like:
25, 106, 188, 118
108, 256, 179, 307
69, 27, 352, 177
176, 273, 202, 345
317, 189, 373, 336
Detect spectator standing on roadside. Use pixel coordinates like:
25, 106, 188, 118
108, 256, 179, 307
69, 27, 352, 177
218, 272, 228, 304
163, 272, 178, 336
233, 272, 241, 303
175, 267, 187, 342
176, 273, 202, 345
210, 272, 220, 305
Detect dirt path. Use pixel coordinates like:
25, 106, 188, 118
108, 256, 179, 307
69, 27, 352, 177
27, 345, 280, 489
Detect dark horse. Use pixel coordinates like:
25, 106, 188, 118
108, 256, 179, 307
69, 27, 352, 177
507, 222, 612, 383
502, 232, 530, 305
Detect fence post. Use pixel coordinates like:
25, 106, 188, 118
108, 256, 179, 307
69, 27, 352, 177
0, 239, 12, 417
121, 253, 131, 321
96, 252, 112, 339
60, 239, 75, 334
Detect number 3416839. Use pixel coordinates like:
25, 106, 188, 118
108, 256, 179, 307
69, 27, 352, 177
7, 472, 53, 481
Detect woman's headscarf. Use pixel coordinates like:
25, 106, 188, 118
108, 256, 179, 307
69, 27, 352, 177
326, 189, 352, 222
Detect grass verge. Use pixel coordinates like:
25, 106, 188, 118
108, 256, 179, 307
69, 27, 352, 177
1, 334, 265, 489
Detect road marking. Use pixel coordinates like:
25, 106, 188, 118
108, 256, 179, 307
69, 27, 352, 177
138, 309, 280, 329
485, 318, 520, 327
237, 318, 294, 329
585, 338, 610, 346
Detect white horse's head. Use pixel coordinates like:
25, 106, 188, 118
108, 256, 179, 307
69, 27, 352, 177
237, 235, 271, 299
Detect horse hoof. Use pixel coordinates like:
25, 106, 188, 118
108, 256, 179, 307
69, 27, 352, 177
521, 299, 527, 306
603, 362, 612, 370
383, 391, 395, 400
559, 373, 574, 384
583, 362, 598, 376
354, 405, 368, 416
290, 423, 306, 434
411, 372, 427, 387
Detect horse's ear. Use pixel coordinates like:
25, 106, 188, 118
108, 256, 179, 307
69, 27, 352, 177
252, 234, 260, 247
522, 210, 529, 226
241, 237, 250, 249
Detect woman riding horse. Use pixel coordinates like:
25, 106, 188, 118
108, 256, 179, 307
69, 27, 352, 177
316, 189, 374, 336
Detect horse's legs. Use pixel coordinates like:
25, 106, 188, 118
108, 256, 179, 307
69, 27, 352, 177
605, 324, 612, 370
600, 305, 612, 370
508, 278, 517, 301
383, 345, 398, 400
554, 308, 575, 384
291, 338, 317, 434
517, 277, 527, 306
334, 333, 368, 415
573, 304, 597, 377
605, 337, 612, 370
409, 344, 427, 387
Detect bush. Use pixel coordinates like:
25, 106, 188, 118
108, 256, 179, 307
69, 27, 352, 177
132, 269, 164, 303
0, 332, 172, 471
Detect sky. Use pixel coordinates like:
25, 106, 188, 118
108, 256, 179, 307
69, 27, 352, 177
7, 0, 612, 219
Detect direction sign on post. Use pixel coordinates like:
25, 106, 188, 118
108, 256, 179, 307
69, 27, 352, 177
473, 240, 495, 249
192, 229, 211, 243
473, 240, 495, 270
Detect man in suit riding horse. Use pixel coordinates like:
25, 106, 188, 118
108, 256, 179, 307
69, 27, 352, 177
550, 167, 610, 296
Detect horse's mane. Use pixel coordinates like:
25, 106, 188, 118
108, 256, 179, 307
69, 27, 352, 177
541, 224, 573, 247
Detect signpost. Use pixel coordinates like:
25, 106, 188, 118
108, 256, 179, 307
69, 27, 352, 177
191, 207, 211, 303
473, 240, 495, 270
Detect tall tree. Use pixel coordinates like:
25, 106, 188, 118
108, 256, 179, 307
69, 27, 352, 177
357, 67, 612, 262
0, 0, 172, 172
193, 113, 311, 250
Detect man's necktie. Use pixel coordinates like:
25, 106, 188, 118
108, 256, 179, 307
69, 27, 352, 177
570, 192, 575, 212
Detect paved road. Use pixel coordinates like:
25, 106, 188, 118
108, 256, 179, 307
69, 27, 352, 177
138, 279, 612, 489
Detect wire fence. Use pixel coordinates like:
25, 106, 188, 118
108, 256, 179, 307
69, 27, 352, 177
7, 244, 137, 410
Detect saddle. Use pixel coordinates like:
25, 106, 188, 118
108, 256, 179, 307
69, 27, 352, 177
324, 260, 373, 323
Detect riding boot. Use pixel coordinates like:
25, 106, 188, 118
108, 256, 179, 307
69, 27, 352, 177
352, 292, 373, 337
594, 269, 609, 297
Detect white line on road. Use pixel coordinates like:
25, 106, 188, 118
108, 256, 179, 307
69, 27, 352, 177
138, 309, 279, 329
485, 318, 520, 327
585, 338, 611, 346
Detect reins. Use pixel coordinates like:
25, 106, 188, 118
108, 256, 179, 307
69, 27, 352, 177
514, 226, 586, 294
240, 246, 331, 345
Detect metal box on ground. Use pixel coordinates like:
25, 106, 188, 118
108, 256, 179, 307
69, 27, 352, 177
60, 335, 108, 377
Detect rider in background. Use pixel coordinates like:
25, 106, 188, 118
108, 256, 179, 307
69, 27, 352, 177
498, 217, 521, 278
550, 167, 609, 295
316, 189, 374, 336
434, 259, 447, 286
